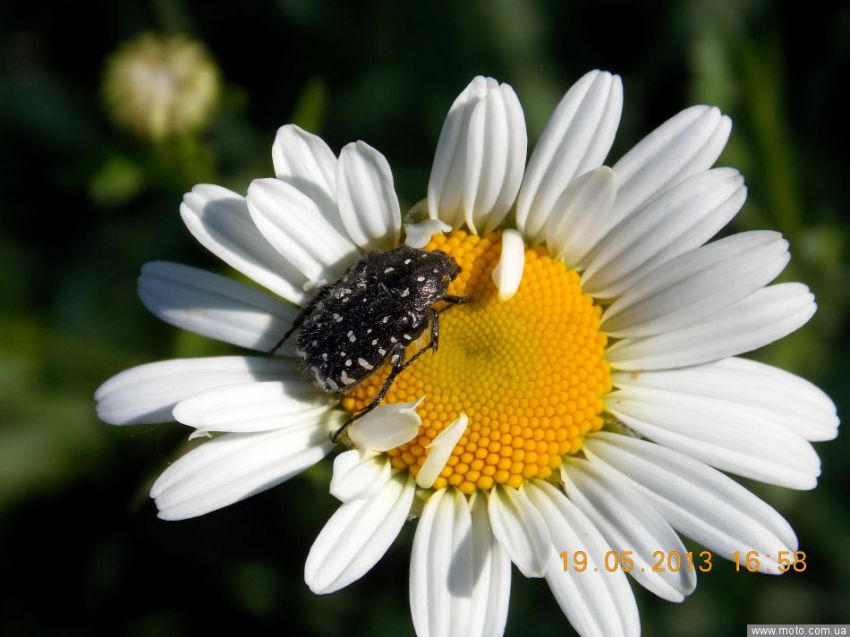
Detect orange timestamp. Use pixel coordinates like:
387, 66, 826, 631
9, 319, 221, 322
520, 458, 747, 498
559, 549, 808, 574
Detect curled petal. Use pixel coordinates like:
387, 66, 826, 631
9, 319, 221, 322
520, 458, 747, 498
404, 219, 452, 249
491, 230, 525, 301
417, 413, 469, 489
347, 397, 425, 452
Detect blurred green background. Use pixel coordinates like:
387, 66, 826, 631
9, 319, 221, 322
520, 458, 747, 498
1, 0, 848, 635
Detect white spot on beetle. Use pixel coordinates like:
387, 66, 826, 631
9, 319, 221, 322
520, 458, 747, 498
390, 336, 397, 343
349, 334, 356, 343
383, 267, 395, 273
345, 359, 352, 367
371, 339, 378, 345
382, 316, 389, 323
416, 276, 425, 282
340, 371, 355, 386
357, 358, 374, 370
400, 288, 410, 297
321, 353, 328, 361
403, 334, 411, 340
378, 348, 386, 355
404, 258, 412, 265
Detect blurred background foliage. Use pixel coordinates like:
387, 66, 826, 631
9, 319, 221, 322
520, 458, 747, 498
1, 0, 848, 635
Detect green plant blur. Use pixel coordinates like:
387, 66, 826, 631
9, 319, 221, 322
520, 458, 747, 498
1, 1, 847, 635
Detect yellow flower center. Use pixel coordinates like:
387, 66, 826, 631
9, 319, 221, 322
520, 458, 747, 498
343, 230, 611, 494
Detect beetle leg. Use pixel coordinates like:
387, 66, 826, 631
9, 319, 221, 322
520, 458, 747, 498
269, 311, 306, 355
332, 318, 443, 443
330, 306, 445, 442
439, 294, 472, 314
331, 342, 408, 442
428, 308, 439, 354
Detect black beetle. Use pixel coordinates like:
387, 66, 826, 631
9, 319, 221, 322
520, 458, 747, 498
272, 245, 469, 441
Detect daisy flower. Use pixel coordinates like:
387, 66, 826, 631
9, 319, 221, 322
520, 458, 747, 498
95, 70, 839, 637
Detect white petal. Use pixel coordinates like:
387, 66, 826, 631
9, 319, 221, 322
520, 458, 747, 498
468, 493, 511, 637
180, 183, 309, 304
601, 231, 790, 337
607, 283, 816, 370
584, 432, 797, 572
137, 261, 298, 354
525, 480, 639, 637
95, 356, 298, 425
428, 76, 492, 230
305, 474, 415, 594
605, 385, 821, 489
347, 397, 424, 452
272, 124, 337, 205
330, 449, 393, 502
151, 424, 334, 520
491, 230, 525, 301
417, 413, 469, 488
336, 141, 401, 250
487, 484, 550, 578
172, 380, 334, 433
428, 77, 527, 233
612, 357, 837, 441
563, 458, 695, 602
410, 488, 473, 637
246, 178, 358, 283
581, 168, 746, 297
404, 219, 452, 249
517, 70, 623, 243
428, 77, 487, 230
609, 105, 732, 229
545, 166, 617, 269
407, 493, 512, 637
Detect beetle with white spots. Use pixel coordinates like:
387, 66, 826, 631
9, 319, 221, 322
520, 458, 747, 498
272, 246, 470, 440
